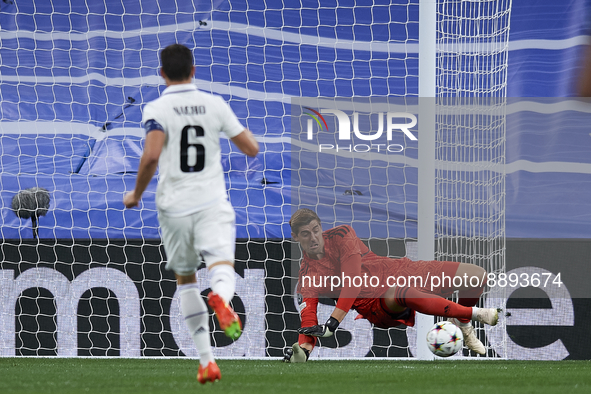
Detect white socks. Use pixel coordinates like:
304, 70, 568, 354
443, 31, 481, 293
209, 264, 236, 304
177, 265, 236, 366
471, 307, 481, 321
178, 283, 214, 366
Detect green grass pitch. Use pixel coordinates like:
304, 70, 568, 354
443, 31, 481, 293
1, 358, 590, 394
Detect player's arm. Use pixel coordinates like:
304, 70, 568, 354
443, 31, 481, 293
333, 252, 362, 317
124, 127, 165, 208
284, 296, 318, 363
297, 254, 362, 338
298, 296, 319, 347
218, 97, 259, 157
230, 129, 259, 157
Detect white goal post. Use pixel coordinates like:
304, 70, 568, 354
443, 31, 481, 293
421, 0, 511, 359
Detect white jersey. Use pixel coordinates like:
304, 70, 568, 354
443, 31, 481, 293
142, 84, 245, 216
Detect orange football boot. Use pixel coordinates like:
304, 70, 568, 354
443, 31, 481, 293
207, 292, 242, 340
197, 361, 221, 384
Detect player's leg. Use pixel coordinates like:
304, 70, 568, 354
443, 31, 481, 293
206, 261, 241, 340
383, 285, 476, 321
450, 262, 487, 323
383, 285, 498, 323
382, 259, 490, 321
208, 261, 236, 304
196, 200, 242, 340
176, 273, 220, 383
409, 260, 496, 355
444, 262, 493, 355
381, 259, 499, 326
159, 213, 219, 382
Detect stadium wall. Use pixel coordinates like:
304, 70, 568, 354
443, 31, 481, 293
1, 238, 588, 360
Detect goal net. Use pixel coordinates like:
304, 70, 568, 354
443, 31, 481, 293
433, 0, 511, 358
291, 0, 511, 359
0, 0, 510, 358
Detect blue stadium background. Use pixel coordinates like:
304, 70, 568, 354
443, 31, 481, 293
0, 0, 590, 240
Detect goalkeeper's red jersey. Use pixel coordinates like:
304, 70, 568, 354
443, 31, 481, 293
296, 225, 394, 346
296, 225, 394, 300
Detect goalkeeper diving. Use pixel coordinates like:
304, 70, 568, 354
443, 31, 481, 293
284, 209, 499, 362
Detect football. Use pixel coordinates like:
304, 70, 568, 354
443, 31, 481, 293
426, 321, 464, 357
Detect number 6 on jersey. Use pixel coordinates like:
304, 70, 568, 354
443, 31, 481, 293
181, 125, 205, 172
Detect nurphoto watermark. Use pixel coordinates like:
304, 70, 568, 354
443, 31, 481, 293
292, 98, 421, 154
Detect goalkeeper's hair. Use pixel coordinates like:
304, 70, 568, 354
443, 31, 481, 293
160, 43, 193, 81
289, 208, 321, 235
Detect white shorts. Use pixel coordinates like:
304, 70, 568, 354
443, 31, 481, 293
158, 199, 236, 276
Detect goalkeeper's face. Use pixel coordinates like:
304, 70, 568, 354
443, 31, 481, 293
293, 220, 325, 259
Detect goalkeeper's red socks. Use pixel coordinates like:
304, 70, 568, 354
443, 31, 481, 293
393, 286, 473, 320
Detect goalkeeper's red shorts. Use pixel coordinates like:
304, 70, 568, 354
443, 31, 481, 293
354, 298, 416, 329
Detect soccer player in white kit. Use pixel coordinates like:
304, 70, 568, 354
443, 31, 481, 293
123, 44, 259, 384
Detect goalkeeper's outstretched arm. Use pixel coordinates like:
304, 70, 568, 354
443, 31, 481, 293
283, 296, 318, 363
287, 304, 348, 362
297, 253, 363, 340
288, 297, 352, 362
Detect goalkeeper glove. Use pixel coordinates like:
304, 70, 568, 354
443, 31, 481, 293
283, 343, 310, 363
297, 317, 340, 338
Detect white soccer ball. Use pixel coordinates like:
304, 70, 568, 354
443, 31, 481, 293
426, 321, 464, 357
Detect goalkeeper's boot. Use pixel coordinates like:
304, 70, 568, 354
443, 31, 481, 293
474, 307, 500, 326
448, 318, 486, 355
197, 361, 221, 384
207, 292, 242, 340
